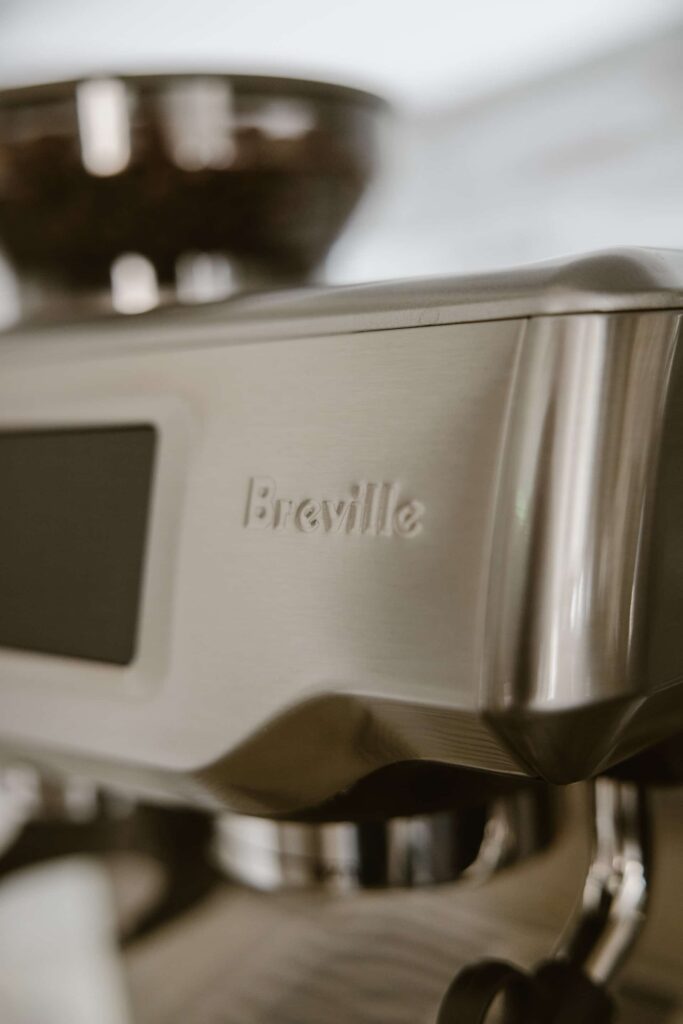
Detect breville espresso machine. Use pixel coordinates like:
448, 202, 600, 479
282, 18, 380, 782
0, 73, 681, 1023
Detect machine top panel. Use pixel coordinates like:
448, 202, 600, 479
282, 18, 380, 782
5, 248, 683, 350
158, 247, 683, 335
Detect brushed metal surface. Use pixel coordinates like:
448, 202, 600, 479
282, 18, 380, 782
2, 251, 683, 813
0, 314, 525, 812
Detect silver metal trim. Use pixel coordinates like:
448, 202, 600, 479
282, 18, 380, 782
484, 311, 683, 782
213, 786, 556, 892
555, 778, 650, 986
6, 247, 683, 340
165, 247, 683, 335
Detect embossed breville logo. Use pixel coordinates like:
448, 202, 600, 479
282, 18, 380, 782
245, 477, 424, 537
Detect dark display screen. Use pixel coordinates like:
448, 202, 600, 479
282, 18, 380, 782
0, 425, 156, 665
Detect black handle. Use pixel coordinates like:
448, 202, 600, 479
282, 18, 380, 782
436, 958, 616, 1024
436, 960, 531, 1023
528, 960, 615, 1024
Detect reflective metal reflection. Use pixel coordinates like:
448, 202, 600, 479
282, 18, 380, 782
76, 78, 131, 177
214, 785, 557, 892
555, 778, 650, 985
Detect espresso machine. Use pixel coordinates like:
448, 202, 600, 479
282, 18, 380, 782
0, 73, 682, 1023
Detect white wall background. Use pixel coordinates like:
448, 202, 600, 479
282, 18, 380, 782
329, 24, 683, 281
0, 0, 680, 109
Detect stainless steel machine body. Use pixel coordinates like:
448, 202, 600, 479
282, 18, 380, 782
1, 248, 682, 818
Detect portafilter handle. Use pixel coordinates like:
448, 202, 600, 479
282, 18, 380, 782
436, 778, 651, 1024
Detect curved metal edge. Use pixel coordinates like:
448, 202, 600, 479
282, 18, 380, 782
8, 249, 683, 340
170, 247, 683, 331
483, 310, 682, 780
0, 695, 526, 820
0, 73, 389, 112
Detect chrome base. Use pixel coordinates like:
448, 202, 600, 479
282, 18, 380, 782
214, 785, 556, 892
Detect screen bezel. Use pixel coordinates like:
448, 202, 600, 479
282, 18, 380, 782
0, 395, 191, 702
0, 423, 157, 666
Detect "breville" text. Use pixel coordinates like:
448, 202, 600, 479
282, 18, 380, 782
245, 477, 424, 537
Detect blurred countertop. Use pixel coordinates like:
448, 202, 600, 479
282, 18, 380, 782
124, 787, 683, 1024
